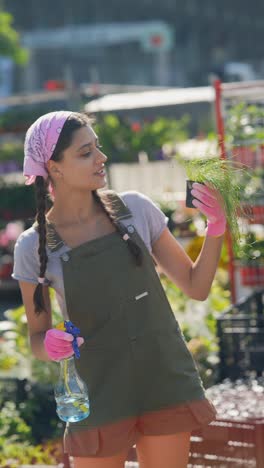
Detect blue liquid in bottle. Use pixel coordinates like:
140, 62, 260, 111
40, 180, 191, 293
54, 356, 90, 423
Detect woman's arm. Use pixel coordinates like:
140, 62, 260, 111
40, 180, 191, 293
152, 227, 224, 301
19, 281, 52, 361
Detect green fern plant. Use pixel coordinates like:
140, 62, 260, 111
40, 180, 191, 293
176, 155, 251, 252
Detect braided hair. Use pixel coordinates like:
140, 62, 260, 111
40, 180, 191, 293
33, 112, 143, 315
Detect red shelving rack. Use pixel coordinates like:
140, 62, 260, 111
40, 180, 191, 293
214, 79, 264, 303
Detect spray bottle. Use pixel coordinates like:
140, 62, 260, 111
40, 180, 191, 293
54, 320, 90, 422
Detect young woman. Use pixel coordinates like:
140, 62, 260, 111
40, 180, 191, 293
12, 111, 225, 468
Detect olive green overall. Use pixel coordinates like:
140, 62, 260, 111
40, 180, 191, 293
49, 190, 213, 451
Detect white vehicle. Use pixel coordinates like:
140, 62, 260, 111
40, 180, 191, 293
210, 62, 258, 83
224, 62, 257, 82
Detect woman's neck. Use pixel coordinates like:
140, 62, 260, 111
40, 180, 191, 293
46, 191, 101, 228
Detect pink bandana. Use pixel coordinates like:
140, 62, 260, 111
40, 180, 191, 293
23, 111, 72, 185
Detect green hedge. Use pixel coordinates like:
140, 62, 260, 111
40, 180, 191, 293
0, 104, 67, 133
0, 183, 35, 220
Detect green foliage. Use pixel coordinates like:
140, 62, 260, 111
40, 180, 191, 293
0, 11, 28, 65
206, 270, 231, 336
1, 290, 63, 385
0, 291, 65, 449
0, 402, 60, 466
225, 102, 264, 143
94, 114, 189, 163
176, 155, 250, 251
241, 166, 264, 204
0, 182, 35, 220
17, 382, 63, 444
236, 231, 264, 265
187, 336, 218, 387
0, 401, 31, 443
160, 275, 188, 313
0, 379, 17, 408
0, 105, 62, 132
160, 268, 231, 387
0, 373, 62, 446
0, 399, 61, 464
0, 304, 32, 379
0, 439, 59, 467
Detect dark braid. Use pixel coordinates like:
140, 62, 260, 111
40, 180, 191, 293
33, 176, 49, 315
93, 190, 143, 266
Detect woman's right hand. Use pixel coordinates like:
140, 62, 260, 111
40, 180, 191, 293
44, 328, 84, 361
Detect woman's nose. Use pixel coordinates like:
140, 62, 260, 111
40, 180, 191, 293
96, 148, 108, 163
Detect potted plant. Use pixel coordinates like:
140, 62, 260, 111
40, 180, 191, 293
176, 155, 249, 252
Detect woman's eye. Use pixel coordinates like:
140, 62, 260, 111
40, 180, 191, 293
82, 144, 102, 157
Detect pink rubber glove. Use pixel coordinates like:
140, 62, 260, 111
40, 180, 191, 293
44, 329, 84, 361
191, 183, 226, 237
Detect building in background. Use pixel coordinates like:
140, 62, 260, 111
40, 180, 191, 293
19, 21, 174, 92
4, 0, 264, 92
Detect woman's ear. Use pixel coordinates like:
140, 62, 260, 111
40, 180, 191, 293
47, 160, 63, 179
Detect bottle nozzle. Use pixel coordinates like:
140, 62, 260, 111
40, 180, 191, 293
56, 320, 81, 359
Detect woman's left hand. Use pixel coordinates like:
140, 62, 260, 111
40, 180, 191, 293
191, 183, 226, 237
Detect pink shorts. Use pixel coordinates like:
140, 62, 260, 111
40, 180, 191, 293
63, 398, 216, 458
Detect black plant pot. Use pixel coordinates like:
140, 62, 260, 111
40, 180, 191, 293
186, 180, 205, 208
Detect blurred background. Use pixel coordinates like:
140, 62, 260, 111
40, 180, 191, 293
0, 1, 263, 467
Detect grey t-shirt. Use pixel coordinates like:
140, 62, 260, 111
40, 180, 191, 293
12, 190, 169, 319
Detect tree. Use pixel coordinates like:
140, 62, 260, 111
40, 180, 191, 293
0, 8, 28, 65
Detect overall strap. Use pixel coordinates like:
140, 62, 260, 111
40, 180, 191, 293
100, 190, 133, 222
